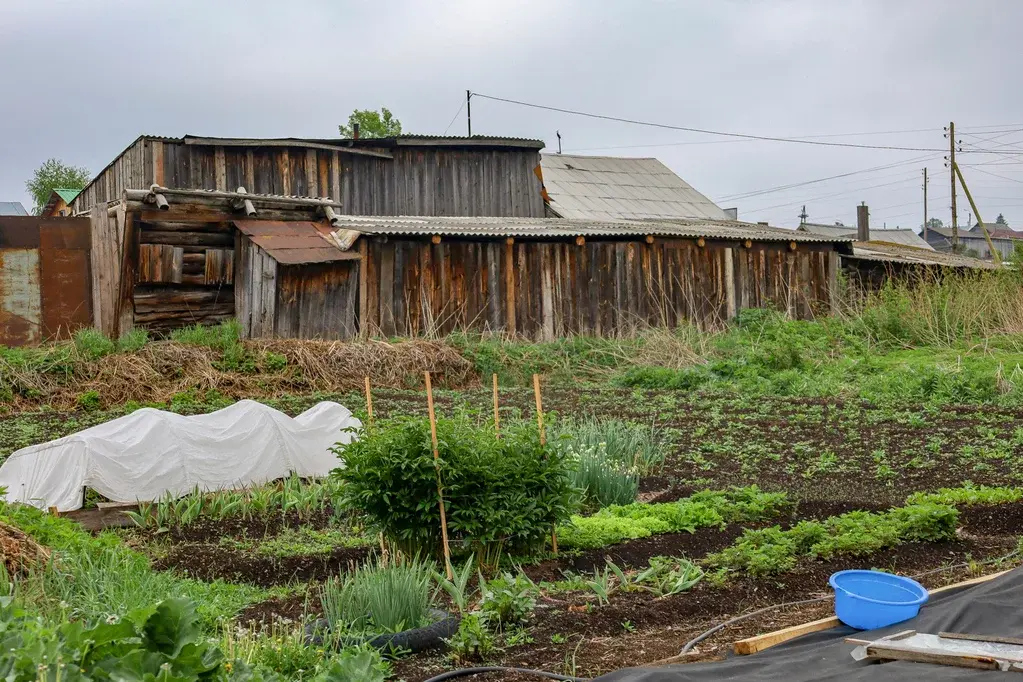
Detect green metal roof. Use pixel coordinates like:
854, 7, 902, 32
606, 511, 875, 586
53, 188, 82, 203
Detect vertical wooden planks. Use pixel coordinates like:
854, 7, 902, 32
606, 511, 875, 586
379, 242, 395, 336
504, 239, 516, 335
214, 147, 227, 191
724, 247, 736, 320
358, 238, 368, 338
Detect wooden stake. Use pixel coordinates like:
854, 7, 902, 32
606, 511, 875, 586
533, 373, 557, 554
492, 373, 501, 438
425, 371, 454, 580
532, 374, 546, 445
363, 376, 374, 425
48, 506, 59, 517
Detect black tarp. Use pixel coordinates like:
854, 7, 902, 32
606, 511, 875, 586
595, 567, 1023, 681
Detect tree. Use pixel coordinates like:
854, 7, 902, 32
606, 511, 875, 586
922, 217, 944, 230
25, 158, 90, 214
996, 213, 1009, 226
338, 108, 402, 139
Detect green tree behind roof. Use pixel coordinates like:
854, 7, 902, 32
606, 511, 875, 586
339, 108, 402, 139
25, 158, 90, 215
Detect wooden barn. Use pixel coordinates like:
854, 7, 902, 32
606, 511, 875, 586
70, 134, 546, 218
89, 186, 849, 340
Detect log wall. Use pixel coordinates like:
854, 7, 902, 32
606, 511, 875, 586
71, 139, 544, 218
363, 237, 837, 339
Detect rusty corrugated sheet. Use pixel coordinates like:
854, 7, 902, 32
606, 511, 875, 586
39, 219, 93, 339
234, 220, 357, 264
0, 249, 41, 345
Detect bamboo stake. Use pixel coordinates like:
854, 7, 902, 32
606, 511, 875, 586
425, 371, 454, 580
492, 373, 501, 438
533, 373, 557, 555
363, 376, 374, 425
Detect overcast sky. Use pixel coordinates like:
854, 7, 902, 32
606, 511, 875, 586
2, 0, 1022, 229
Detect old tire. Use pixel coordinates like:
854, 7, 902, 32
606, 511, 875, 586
305, 608, 460, 653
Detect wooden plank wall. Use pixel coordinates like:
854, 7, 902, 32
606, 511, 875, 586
72, 140, 545, 218
234, 236, 277, 338
364, 238, 836, 339
275, 262, 359, 339
129, 216, 235, 333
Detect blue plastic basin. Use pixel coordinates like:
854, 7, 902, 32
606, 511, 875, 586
829, 570, 928, 630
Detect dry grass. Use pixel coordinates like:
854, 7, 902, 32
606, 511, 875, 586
1, 338, 476, 411
0, 521, 50, 578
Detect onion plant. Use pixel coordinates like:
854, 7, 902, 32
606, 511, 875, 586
320, 555, 434, 637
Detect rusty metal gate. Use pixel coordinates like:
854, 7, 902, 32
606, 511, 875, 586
0, 216, 92, 346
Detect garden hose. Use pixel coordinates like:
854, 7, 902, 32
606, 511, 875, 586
678, 547, 1023, 655
421, 666, 587, 682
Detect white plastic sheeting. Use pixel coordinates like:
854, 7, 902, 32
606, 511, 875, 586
0, 400, 360, 512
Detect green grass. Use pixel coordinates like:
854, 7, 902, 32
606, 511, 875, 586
320, 556, 434, 636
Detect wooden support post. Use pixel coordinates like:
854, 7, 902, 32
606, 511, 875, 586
425, 371, 454, 580
48, 506, 59, 517
575, 235, 585, 246
533, 373, 557, 554
359, 238, 369, 338
504, 238, 516, 335
363, 376, 374, 425
492, 373, 501, 438
724, 247, 736, 320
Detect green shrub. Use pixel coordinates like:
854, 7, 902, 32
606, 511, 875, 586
478, 572, 536, 627
76, 390, 102, 411
72, 327, 115, 360
444, 613, 496, 663
907, 484, 1023, 507
334, 416, 577, 563
320, 556, 434, 637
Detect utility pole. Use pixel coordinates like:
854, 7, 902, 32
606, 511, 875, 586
922, 167, 928, 241
466, 90, 472, 137
556, 130, 562, 154
799, 205, 808, 226
948, 121, 958, 249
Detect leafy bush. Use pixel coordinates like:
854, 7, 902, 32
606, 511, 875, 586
479, 572, 536, 627
444, 613, 496, 663
76, 389, 102, 411
320, 556, 434, 637
706, 503, 959, 576
335, 416, 577, 563
907, 484, 1023, 507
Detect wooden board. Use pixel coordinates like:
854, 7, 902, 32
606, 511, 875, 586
733, 569, 1014, 656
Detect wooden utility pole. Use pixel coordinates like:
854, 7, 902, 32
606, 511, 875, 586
466, 90, 472, 137
949, 121, 958, 249
923, 167, 929, 241
953, 163, 1001, 265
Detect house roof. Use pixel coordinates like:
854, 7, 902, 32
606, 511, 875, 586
928, 226, 1023, 241
540, 154, 728, 221
0, 201, 28, 216
849, 241, 996, 269
330, 215, 850, 244
41, 188, 82, 215
233, 220, 360, 265
798, 223, 934, 250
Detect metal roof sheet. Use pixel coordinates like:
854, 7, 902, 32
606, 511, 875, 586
234, 220, 358, 264
330, 215, 849, 243
799, 224, 934, 251
0, 201, 28, 216
849, 242, 996, 269
541, 154, 729, 221
53, 189, 81, 204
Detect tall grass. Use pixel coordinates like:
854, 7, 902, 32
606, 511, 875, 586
846, 269, 1023, 348
320, 556, 434, 636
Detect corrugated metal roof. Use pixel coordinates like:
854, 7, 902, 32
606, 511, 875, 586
234, 220, 359, 264
849, 242, 996, 269
541, 155, 729, 221
799, 224, 934, 251
181, 134, 544, 150
330, 215, 849, 243
0, 202, 28, 216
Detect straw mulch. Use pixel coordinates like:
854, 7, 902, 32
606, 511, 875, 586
0, 521, 50, 578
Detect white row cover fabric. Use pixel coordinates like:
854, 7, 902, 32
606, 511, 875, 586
0, 400, 361, 512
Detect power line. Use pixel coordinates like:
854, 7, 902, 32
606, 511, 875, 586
743, 175, 922, 214
967, 167, 1023, 185
442, 98, 468, 136
717, 154, 940, 202
470, 92, 948, 152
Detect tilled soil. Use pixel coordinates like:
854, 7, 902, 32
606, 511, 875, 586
153, 544, 369, 588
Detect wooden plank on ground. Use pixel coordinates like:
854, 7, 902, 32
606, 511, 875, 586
733, 569, 1013, 656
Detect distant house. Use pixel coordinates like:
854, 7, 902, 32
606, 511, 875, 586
0, 201, 28, 216
539, 154, 729, 221
924, 226, 1022, 261
797, 223, 933, 251
40, 189, 81, 217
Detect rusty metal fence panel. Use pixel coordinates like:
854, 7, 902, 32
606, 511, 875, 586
0, 217, 93, 346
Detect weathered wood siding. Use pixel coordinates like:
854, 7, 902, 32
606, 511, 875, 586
275, 262, 359, 339
234, 236, 277, 338
73, 137, 151, 214
0, 217, 92, 346
129, 216, 234, 333
364, 237, 835, 339
72, 139, 544, 218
